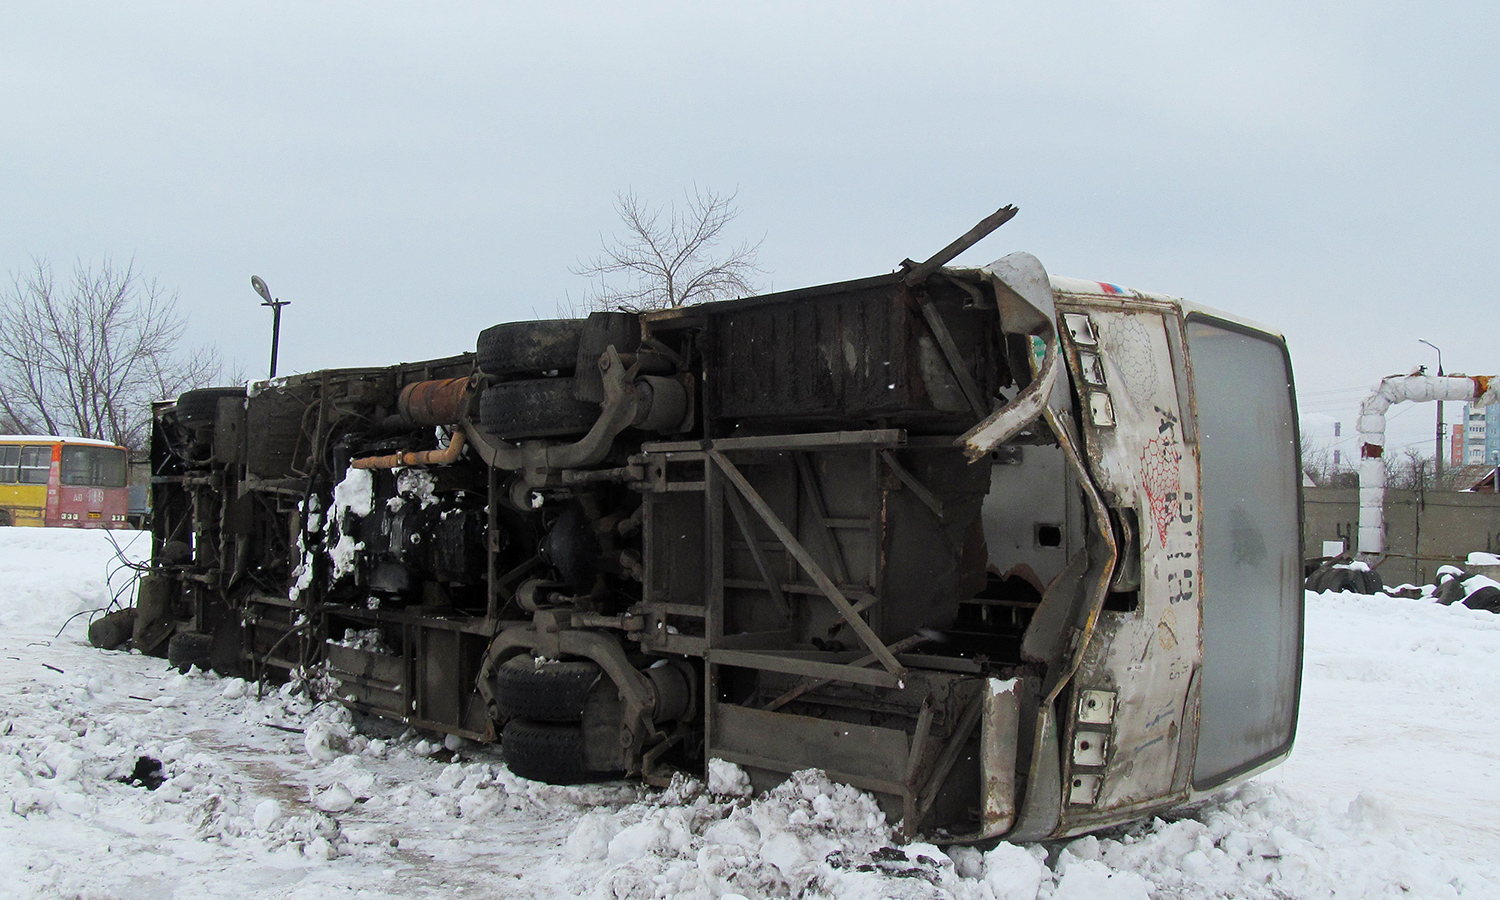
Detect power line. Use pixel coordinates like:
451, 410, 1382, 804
1298, 386, 1374, 397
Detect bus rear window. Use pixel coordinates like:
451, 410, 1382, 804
60, 446, 127, 487
1186, 318, 1301, 788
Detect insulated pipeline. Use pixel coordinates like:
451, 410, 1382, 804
1356, 373, 1497, 555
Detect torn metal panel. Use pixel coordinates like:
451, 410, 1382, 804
979, 677, 1022, 837
958, 252, 1065, 461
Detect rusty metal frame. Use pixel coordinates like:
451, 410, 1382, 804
912, 689, 984, 830
706, 447, 906, 680
900, 204, 1018, 286
792, 452, 852, 585
705, 649, 902, 688
900, 695, 938, 838
763, 633, 929, 712
878, 449, 946, 520
703, 450, 726, 759
722, 486, 793, 624
917, 299, 989, 418
644, 429, 907, 454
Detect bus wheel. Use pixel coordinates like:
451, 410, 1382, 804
175, 387, 246, 428
494, 655, 602, 722
479, 378, 599, 440
167, 632, 214, 674
477, 319, 586, 377
0, 510, 10, 526
500, 718, 619, 785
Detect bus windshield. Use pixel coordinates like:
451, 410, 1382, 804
60, 445, 127, 488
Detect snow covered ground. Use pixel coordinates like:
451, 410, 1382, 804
1, 528, 1498, 899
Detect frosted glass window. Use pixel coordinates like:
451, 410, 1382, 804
1187, 318, 1302, 788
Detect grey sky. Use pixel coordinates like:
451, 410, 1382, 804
3, 2, 1495, 457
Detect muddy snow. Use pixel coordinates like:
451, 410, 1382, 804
1, 528, 1498, 899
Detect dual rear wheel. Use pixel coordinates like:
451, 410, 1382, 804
475, 320, 598, 442
494, 655, 619, 784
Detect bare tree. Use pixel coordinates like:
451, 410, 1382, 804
574, 187, 763, 311
1386, 446, 1436, 492
0, 258, 227, 451
1300, 437, 1357, 487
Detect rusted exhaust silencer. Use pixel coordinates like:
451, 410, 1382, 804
398, 377, 470, 426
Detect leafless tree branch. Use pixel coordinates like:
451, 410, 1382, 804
1386, 446, 1437, 492
0, 257, 229, 451
1300, 436, 1358, 488
573, 186, 764, 312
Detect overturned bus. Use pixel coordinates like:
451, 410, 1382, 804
131, 217, 1302, 842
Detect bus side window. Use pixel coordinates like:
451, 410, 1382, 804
19, 446, 50, 484
0, 446, 17, 483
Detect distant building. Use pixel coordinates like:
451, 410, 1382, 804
1452, 422, 1465, 467
1462, 403, 1500, 466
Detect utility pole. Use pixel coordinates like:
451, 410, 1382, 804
1419, 339, 1444, 488
251, 276, 290, 379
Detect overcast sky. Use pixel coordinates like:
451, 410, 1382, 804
3, 2, 1496, 458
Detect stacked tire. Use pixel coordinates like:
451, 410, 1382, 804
494, 654, 619, 784
1436, 567, 1500, 611
476, 319, 587, 377
1304, 562, 1383, 594
475, 320, 598, 442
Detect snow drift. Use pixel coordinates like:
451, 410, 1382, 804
0, 529, 1497, 898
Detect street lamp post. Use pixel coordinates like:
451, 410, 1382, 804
1419, 339, 1444, 488
251, 276, 290, 379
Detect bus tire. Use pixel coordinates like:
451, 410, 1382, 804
494, 655, 602, 722
501, 718, 617, 785
0, 509, 10, 527
167, 632, 214, 674
479, 379, 598, 441
176, 387, 246, 427
210, 616, 244, 677
476, 320, 585, 376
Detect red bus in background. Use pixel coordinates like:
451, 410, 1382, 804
0, 436, 131, 528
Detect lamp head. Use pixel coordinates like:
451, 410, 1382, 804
251, 275, 274, 305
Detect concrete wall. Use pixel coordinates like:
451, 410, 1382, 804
1304, 487, 1500, 586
